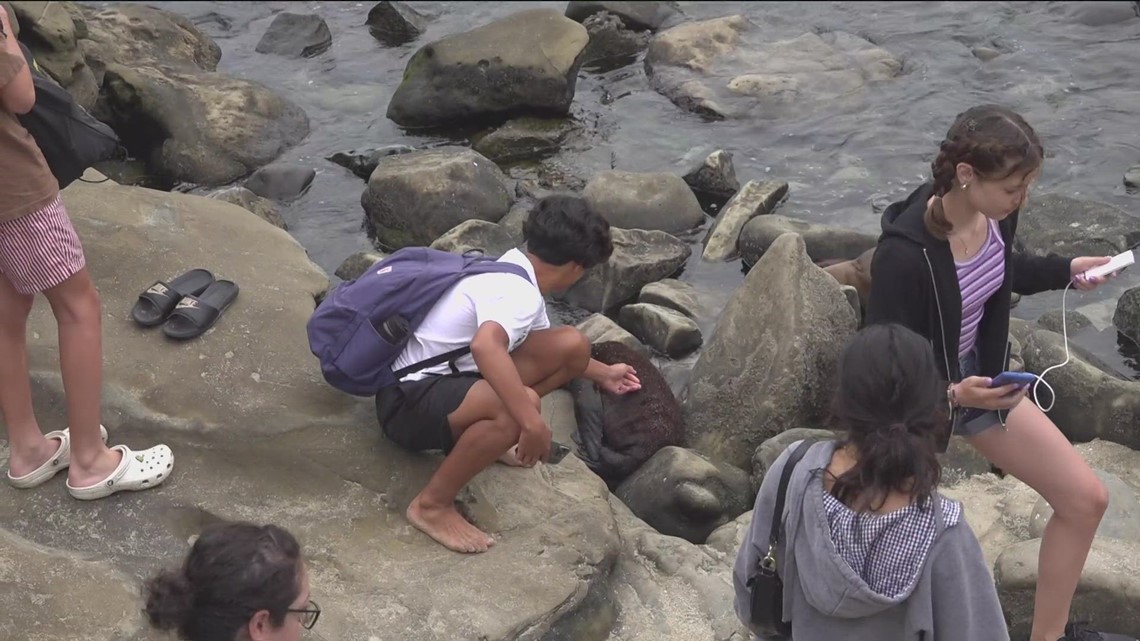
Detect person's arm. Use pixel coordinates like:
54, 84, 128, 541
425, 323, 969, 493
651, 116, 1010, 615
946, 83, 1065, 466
1008, 250, 1074, 295
0, 6, 35, 115
864, 239, 930, 334
469, 320, 550, 465
928, 521, 1010, 641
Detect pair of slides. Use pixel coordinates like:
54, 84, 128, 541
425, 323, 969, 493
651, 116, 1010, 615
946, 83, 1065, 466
131, 269, 239, 338
6, 425, 174, 500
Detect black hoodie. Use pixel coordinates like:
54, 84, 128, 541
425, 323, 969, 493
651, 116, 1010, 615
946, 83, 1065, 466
865, 183, 1072, 392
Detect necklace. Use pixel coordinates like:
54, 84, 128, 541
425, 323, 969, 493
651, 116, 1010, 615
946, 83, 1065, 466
953, 216, 985, 257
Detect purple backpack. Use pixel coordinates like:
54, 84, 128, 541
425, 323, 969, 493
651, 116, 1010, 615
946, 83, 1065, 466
307, 247, 531, 396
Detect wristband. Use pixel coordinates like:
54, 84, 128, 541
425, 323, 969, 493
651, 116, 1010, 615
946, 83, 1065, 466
947, 383, 960, 408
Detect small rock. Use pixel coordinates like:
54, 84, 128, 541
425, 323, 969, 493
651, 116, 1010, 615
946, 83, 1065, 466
1016, 193, 1140, 258
583, 171, 705, 233
430, 220, 519, 258
1114, 287, 1140, 346
1038, 310, 1093, 334
565, 1, 681, 32
499, 198, 532, 241
206, 186, 287, 230
558, 228, 691, 313
580, 11, 651, 71
255, 13, 332, 58
750, 428, 838, 492
1030, 470, 1140, 540
738, 214, 878, 267
326, 145, 416, 180
335, 251, 387, 281
472, 118, 573, 164
366, 1, 427, 46
702, 180, 788, 262
244, 164, 316, 203
618, 303, 702, 358
638, 278, 700, 319
615, 446, 752, 544
682, 149, 740, 207
576, 314, 647, 355
1125, 164, 1140, 189
971, 46, 1001, 61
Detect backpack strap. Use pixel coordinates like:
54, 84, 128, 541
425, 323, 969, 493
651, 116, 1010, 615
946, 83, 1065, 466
392, 345, 472, 379
761, 440, 816, 571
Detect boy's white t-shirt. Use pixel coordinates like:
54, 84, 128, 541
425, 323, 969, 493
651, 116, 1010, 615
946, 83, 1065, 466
393, 249, 550, 382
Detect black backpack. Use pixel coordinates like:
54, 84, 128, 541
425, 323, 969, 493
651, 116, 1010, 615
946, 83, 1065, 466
15, 43, 122, 189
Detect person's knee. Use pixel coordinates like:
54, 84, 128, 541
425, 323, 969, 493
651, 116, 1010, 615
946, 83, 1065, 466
47, 277, 101, 326
0, 293, 34, 332
1059, 475, 1109, 525
555, 327, 590, 374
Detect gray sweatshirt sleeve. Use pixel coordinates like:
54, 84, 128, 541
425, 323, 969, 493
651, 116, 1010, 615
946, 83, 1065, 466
732, 442, 797, 634
928, 520, 1010, 641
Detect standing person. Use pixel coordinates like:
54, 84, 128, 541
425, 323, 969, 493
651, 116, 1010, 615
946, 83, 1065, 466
866, 104, 1131, 641
0, 5, 173, 498
376, 194, 641, 554
733, 324, 1008, 641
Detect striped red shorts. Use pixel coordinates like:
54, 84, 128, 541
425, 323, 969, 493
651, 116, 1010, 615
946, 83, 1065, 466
0, 195, 86, 295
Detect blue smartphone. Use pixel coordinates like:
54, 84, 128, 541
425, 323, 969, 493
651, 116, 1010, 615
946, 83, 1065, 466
990, 371, 1037, 388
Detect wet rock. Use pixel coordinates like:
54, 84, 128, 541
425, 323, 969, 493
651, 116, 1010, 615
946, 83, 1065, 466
618, 303, 702, 358
685, 233, 857, 468
499, 197, 533, 240
739, 215, 878, 267
639, 278, 701, 319
1126, 164, 1140, 189
255, 12, 332, 58
326, 145, 416, 180
1066, 1, 1140, 27
1116, 287, 1140, 345
1030, 471, 1140, 541
565, 1, 681, 32
387, 9, 589, 128
1016, 193, 1140, 258
472, 117, 573, 164
646, 16, 902, 120
430, 220, 520, 258
1038, 309, 1093, 334
206, 186, 286, 230
334, 250, 387, 281
683, 149, 740, 207
576, 314, 647, 354
615, 446, 752, 544
76, 4, 309, 186
580, 10, 651, 70
6, 0, 99, 108
750, 428, 838, 492
583, 171, 705, 233
971, 46, 1001, 61
361, 147, 511, 249
244, 164, 315, 203
997, 538, 1140, 640
702, 179, 788, 262
557, 228, 691, 313
366, 1, 426, 46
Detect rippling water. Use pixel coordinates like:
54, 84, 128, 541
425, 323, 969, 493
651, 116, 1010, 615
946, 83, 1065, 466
113, 0, 1140, 375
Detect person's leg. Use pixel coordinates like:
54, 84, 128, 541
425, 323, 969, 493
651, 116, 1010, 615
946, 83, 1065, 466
406, 381, 540, 553
966, 398, 1108, 641
41, 267, 121, 486
509, 326, 591, 396
0, 271, 60, 477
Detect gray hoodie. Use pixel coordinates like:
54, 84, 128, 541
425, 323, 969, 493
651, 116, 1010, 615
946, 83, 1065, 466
733, 440, 1009, 641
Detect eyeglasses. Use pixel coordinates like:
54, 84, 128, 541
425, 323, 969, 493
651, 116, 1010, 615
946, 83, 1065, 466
286, 599, 321, 630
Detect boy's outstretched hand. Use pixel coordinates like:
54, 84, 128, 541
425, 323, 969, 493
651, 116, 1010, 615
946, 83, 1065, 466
598, 362, 640, 395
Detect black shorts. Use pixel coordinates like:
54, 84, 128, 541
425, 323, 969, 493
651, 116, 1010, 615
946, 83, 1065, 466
375, 373, 482, 453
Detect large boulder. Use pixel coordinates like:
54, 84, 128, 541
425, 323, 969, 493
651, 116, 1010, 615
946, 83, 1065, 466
579, 10, 652, 70
702, 180, 788, 261
386, 9, 589, 128
739, 215, 879, 267
205, 186, 286, 230
1113, 286, 1140, 346
583, 171, 705, 233
6, 0, 99, 108
750, 428, 839, 493
1015, 194, 1140, 258
76, 4, 310, 186
557, 228, 691, 312
565, 1, 680, 32
576, 314, 647, 355
684, 233, 857, 468
645, 16, 902, 120
618, 303, 702, 358
361, 147, 511, 249
639, 278, 702, 319
472, 117, 574, 164
615, 446, 752, 544
430, 220, 520, 258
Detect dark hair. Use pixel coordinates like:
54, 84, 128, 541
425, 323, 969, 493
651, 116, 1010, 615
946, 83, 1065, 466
144, 522, 303, 641
828, 324, 949, 511
523, 194, 613, 269
925, 104, 1044, 238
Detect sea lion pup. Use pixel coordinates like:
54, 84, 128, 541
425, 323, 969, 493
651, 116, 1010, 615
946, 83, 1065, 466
820, 247, 875, 312
569, 341, 684, 488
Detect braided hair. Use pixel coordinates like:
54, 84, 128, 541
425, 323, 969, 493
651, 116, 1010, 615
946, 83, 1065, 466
925, 105, 1044, 238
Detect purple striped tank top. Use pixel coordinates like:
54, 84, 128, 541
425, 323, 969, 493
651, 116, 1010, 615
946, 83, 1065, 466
956, 219, 1005, 358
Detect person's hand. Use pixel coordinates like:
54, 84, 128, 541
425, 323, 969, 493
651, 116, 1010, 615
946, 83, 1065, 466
597, 362, 641, 395
1070, 256, 1113, 291
952, 376, 1026, 411
515, 420, 552, 467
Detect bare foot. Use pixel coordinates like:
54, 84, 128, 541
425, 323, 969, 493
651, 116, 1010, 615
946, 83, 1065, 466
66, 446, 123, 488
7, 435, 63, 478
406, 495, 494, 554
497, 444, 532, 468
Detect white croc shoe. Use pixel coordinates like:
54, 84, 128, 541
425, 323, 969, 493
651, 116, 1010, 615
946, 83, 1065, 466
7, 425, 109, 489
66, 444, 174, 500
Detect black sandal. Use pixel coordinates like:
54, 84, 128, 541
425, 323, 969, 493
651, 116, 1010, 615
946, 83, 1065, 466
131, 269, 215, 327
161, 280, 240, 340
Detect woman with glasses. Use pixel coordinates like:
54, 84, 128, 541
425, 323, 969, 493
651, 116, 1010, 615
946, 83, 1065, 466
144, 521, 320, 640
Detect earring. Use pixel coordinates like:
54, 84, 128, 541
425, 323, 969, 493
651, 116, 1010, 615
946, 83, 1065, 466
961, 182, 969, 190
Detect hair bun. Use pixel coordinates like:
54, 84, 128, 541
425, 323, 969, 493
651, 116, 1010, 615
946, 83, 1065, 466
888, 422, 908, 435
144, 570, 194, 631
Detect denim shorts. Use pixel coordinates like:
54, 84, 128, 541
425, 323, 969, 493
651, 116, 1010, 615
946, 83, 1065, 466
953, 351, 1004, 437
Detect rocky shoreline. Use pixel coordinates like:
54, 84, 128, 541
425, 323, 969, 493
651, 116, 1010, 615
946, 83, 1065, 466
3, 2, 1140, 640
